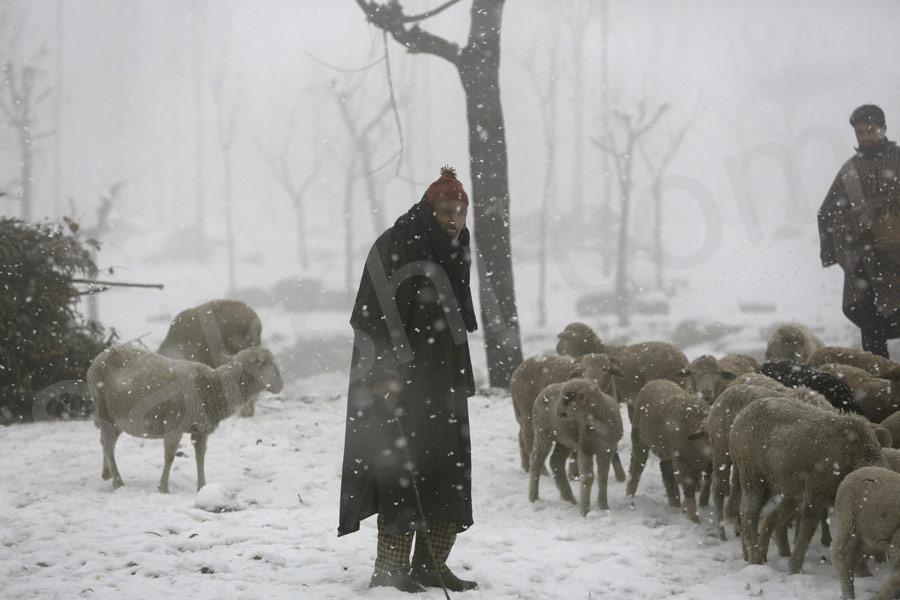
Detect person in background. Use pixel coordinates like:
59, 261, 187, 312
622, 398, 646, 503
338, 166, 479, 593
818, 104, 900, 358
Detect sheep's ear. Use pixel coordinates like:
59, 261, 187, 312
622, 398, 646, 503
572, 355, 584, 364
608, 355, 624, 367
671, 368, 691, 379
606, 364, 625, 378
687, 427, 707, 441
567, 366, 584, 380
883, 365, 900, 381
721, 370, 737, 382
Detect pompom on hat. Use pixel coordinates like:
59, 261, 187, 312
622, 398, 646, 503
850, 104, 886, 127
425, 166, 468, 206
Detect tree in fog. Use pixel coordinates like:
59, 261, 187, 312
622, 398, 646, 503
210, 68, 240, 296
593, 103, 668, 326
355, 0, 523, 387
0, 8, 54, 223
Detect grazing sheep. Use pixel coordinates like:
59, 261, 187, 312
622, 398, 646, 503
764, 322, 825, 363
758, 359, 863, 414
528, 379, 623, 515
729, 398, 888, 573
157, 299, 263, 417
707, 384, 834, 541
808, 346, 898, 376
717, 353, 760, 378
89, 345, 283, 493
831, 466, 900, 600
881, 411, 900, 449
817, 363, 900, 423
626, 380, 712, 523
672, 354, 737, 405
510, 353, 624, 479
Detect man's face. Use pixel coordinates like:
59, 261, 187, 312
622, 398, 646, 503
432, 198, 468, 240
854, 122, 887, 151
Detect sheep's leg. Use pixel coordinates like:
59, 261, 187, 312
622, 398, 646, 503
576, 449, 595, 516
820, 514, 832, 547
740, 481, 766, 564
238, 396, 256, 418
567, 450, 580, 481
528, 434, 553, 502
698, 464, 712, 508
871, 529, 900, 600
550, 444, 576, 505
674, 460, 698, 523
159, 433, 182, 494
625, 428, 648, 497
594, 450, 612, 511
99, 422, 124, 489
759, 497, 797, 561
191, 432, 208, 491
831, 517, 860, 600
726, 467, 743, 537
855, 553, 872, 578
787, 495, 826, 575
611, 451, 626, 482
712, 458, 730, 541
659, 460, 681, 509
518, 427, 530, 472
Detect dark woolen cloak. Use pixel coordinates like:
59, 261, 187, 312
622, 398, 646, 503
818, 139, 900, 328
338, 198, 477, 537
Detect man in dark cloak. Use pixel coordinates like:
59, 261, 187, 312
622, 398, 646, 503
818, 104, 900, 358
338, 166, 479, 593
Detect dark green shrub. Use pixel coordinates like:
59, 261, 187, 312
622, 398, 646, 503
0, 218, 115, 424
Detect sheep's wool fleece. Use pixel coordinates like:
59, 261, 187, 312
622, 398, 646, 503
338, 200, 476, 537
818, 139, 900, 324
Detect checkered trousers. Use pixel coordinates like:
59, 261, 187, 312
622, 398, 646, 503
374, 512, 457, 573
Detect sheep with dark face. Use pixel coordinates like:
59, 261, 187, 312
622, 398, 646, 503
765, 322, 825, 363
729, 398, 888, 574
89, 345, 283, 493
528, 378, 623, 516
157, 299, 263, 417
626, 380, 712, 524
831, 466, 900, 600
673, 354, 737, 405
758, 359, 863, 415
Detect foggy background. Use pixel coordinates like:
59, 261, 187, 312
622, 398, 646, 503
2, 0, 899, 347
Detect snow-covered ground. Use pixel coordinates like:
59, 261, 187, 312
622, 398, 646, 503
2, 221, 898, 599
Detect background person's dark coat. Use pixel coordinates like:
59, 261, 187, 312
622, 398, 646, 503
338, 200, 476, 537
818, 140, 900, 327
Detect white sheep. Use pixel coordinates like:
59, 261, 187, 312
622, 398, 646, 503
510, 353, 623, 478
729, 397, 888, 574
528, 378, 623, 516
831, 466, 900, 600
157, 299, 263, 417
817, 362, 900, 423
764, 322, 825, 363
555, 323, 689, 418
808, 346, 898, 377
626, 379, 711, 523
89, 344, 283, 493
707, 383, 834, 541
881, 411, 900, 449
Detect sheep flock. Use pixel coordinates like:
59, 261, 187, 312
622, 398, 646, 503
514, 320, 900, 600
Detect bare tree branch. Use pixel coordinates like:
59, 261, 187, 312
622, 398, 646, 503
302, 49, 385, 74
402, 0, 463, 22
356, 0, 462, 65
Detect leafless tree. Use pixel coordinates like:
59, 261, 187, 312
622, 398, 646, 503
257, 93, 323, 271
637, 102, 700, 290
355, 0, 523, 387
210, 69, 240, 296
592, 102, 668, 326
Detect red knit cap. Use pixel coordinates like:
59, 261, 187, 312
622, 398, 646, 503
425, 166, 468, 206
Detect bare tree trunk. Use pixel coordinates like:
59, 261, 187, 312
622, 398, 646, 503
356, 0, 523, 387
599, 0, 613, 275
344, 155, 357, 293
223, 152, 236, 295
53, 0, 63, 216
193, 1, 207, 231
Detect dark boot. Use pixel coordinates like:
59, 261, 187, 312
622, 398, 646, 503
411, 566, 478, 592
369, 569, 425, 593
